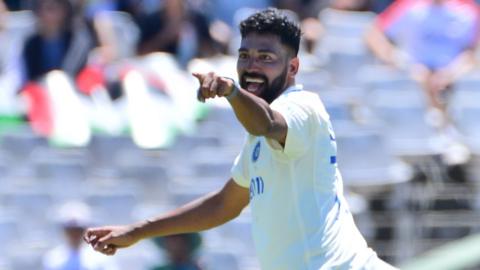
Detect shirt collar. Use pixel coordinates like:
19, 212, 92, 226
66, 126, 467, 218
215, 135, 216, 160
280, 84, 303, 97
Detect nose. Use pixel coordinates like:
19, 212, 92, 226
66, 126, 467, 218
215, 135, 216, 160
244, 57, 262, 72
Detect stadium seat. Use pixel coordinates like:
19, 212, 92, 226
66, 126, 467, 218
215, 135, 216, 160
335, 122, 413, 189
86, 190, 138, 224
87, 134, 138, 170
450, 89, 480, 154
319, 8, 376, 37
367, 86, 441, 158
168, 177, 224, 206
320, 48, 373, 88
30, 147, 88, 180
200, 250, 241, 270
0, 127, 49, 160
296, 69, 332, 93
0, 215, 19, 253
359, 65, 418, 93
1, 190, 54, 222
453, 71, 480, 92
0, 150, 11, 179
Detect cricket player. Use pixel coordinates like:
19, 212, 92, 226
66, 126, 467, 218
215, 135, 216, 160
85, 8, 397, 270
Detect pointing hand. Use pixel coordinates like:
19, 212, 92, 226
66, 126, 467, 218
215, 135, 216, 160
193, 72, 236, 102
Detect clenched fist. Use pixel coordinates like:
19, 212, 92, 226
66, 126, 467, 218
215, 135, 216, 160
193, 72, 237, 102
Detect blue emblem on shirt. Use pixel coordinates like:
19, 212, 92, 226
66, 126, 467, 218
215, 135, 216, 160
252, 141, 261, 162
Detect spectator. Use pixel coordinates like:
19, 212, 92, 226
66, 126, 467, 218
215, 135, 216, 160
149, 233, 203, 270
3, 0, 31, 10
330, 0, 372, 11
366, 0, 480, 128
71, 0, 118, 20
0, 0, 6, 16
207, 0, 272, 27
0, 0, 9, 60
69, 0, 126, 66
21, 0, 94, 82
0, 0, 8, 52
136, 0, 220, 66
370, 0, 395, 13
43, 201, 118, 270
0, 0, 23, 114
274, 0, 327, 20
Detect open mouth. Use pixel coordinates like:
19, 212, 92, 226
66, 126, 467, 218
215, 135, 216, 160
244, 76, 266, 93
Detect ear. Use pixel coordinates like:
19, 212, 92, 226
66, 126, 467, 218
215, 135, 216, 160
288, 57, 299, 77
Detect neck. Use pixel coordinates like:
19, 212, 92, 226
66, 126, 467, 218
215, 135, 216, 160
42, 28, 62, 38
286, 78, 296, 89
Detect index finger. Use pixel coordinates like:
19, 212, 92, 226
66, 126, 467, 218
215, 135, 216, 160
192, 72, 206, 83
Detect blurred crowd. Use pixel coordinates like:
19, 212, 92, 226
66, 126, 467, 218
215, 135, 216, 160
1, 0, 480, 269
1, 0, 478, 149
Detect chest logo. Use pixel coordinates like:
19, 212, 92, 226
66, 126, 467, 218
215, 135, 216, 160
252, 141, 261, 162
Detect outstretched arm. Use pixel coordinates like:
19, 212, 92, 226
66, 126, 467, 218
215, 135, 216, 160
194, 72, 288, 145
0, 0, 7, 31
365, 24, 402, 67
85, 179, 249, 255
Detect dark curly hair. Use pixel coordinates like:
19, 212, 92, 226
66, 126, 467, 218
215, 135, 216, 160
240, 8, 301, 56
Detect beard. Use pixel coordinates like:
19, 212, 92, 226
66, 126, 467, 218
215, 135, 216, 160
239, 66, 288, 104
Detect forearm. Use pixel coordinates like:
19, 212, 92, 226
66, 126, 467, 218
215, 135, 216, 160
193, 72, 286, 141
365, 25, 399, 66
133, 191, 238, 240
441, 50, 476, 80
92, 14, 118, 60
228, 88, 277, 136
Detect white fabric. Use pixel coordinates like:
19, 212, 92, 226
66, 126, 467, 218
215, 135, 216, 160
231, 84, 393, 270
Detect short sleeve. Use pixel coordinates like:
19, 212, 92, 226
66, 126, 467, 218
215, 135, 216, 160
269, 97, 314, 159
230, 140, 250, 188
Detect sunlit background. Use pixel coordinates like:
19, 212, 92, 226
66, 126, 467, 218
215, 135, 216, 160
1, 0, 480, 269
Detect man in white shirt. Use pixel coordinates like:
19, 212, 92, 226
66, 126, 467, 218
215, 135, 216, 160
84, 8, 396, 270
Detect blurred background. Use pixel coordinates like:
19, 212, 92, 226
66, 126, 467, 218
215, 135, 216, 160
1, 0, 480, 269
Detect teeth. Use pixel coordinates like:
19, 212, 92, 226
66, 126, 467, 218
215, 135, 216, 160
245, 77, 264, 83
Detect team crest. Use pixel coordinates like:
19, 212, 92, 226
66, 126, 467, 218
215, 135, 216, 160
252, 141, 261, 162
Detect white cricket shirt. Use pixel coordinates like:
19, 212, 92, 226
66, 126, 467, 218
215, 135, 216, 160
231, 84, 377, 270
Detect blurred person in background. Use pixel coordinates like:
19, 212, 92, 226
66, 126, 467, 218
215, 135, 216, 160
21, 0, 94, 82
2, 0, 31, 10
0, 0, 9, 64
0, 0, 24, 115
0, 0, 6, 16
274, 0, 375, 55
366, 0, 480, 129
274, 0, 328, 19
43, 201, 118, 270
70, 0, 123, 65
149, 233, 203, 270
273, 0, 326, 54
369, 0, 395, 13
329, 0, 372, 11
136, 0, 221, 66
207, 0, 272, 27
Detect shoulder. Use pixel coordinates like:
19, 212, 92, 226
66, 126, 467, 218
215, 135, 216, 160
376, 0, 418, 29
288, 89, 321, 104
275, 90, 327, 117
274, 89, 320, 107
272, 90, 331, 136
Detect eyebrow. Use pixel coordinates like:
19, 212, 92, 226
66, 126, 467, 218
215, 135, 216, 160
238, 48, 277, 54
